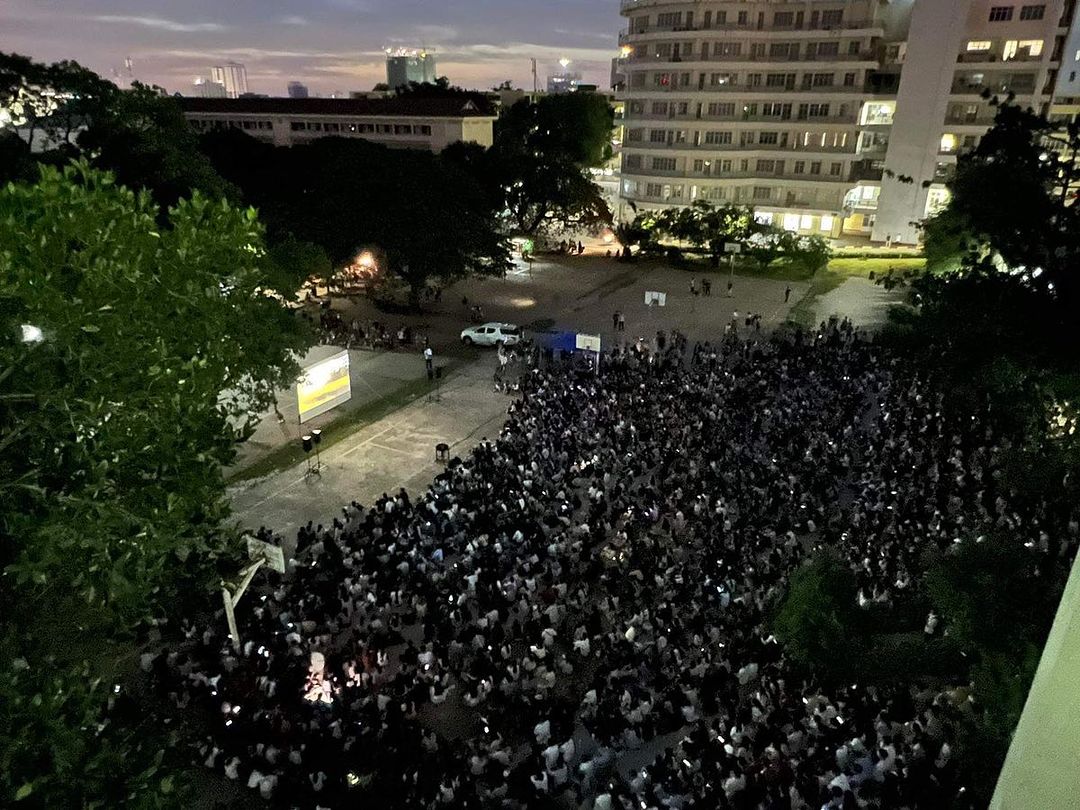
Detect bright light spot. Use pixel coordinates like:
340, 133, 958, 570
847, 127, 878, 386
510, 297, 536, 309
21, 324, 44, 344
357, 251, 375, 269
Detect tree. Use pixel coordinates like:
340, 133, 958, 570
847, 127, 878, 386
489, 93, 614, 235
78, 82, 235, 209
1, 54, 232, 210
0, 162, 311, 805
203, 134, 510, 308
772, 549, 858, 675
922, 102, 1080, 303
653, 200, 754, 266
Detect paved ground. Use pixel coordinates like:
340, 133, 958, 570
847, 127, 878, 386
808, 276, 905, 328
230, 349, 433, 472
228, 358, 512, 536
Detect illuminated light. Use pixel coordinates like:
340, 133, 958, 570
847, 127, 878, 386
509, 297, 536, 309
21, 324, 44, 344
357, 251, 376, 269
620, 46, 633, 59
347, 772, 360, 786
559, 58, 572, 69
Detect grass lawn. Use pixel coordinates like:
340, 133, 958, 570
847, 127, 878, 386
828, 256, 926, 276
225, 358, 463, 485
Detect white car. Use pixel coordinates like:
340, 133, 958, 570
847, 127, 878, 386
460, 322, 522, 347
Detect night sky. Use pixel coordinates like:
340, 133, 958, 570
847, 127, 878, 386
3, 0, 619, 95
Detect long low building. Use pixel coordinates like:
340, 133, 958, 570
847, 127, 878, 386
178, 96, 496, 152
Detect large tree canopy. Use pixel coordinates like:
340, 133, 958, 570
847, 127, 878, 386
0, 162, 310, 805
488, 93, 614, 236
201, 132, 510, 304
1, 53, 232, 208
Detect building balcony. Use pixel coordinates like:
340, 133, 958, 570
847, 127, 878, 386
623, 168, 854, 184
625, 51, 880, 66
949, 81, 1037, 97
624, 141, 858, 155
956, 52, 1046, 65
626, 82, 874, 95
625, 112, 859, 126
618, 12, 884, 35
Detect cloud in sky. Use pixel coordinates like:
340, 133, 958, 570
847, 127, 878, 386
5, 0, 620, 94
93, 15, 227, 33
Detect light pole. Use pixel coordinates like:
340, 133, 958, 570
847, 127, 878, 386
311, 428, 322, 472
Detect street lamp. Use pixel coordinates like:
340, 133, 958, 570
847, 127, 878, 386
311, 428, 323, 472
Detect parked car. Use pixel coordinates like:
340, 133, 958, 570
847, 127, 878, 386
460, 322, 522, 347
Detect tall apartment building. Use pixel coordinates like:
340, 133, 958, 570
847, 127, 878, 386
617, 0, 1077, 244
210, 62, 249, 99
386, 50, 438, 91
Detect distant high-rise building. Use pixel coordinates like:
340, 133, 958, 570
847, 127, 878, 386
192, 77, 227, 98
287, 81, 310, 99
385, 49, 437, 90
210, 62, 248, 99
547, 71, 583, 94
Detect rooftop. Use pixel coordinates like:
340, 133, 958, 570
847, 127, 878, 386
178, 95, 495, 119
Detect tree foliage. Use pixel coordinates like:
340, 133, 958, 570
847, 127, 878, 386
0, 162, 308, 632
1, 54, 232, 209
489, 93, 614, 235
772, 549, 858, 674
0, 162, 310, 806
640, 200, 831, 271
201, 132, 510, 305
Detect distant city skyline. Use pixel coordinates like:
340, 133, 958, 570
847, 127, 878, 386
3, 0, 617, 94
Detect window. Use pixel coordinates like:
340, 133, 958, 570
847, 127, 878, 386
753, 186, 772, 200
623, 154, 642, 170
291, 121, 305, 131
766, 72, 793, 87
830, 162, 842, 175
654, 72, 672, 86
810, 161, 822, 175
704, 131, 733, 144
693, 159, 706, 172
848, 41, 861, 55
656, 12, 682, 27
798, 103, 831, 119
817, 42, 840, 57
416, 125, 432, 136
394, 124, 412, 135
794, 160, 806, 174
737, 11, 749, 25
720, 159, 733, 172
710, 73, 737, 86
1019, 4, 1045, 20
844, 73, 856, 86
630, 72, 646, 88
714, 42, 742, 57
756, 159, 777, 172
774, 12, 794, 26
707, 102, 736, 116
649, 129, 668, 143
358, 123, 375, 133
645, 183, 664, 197
652, 157, 677, 171
761, 102, 791, 118
966, 41, 992, 52
748, 73, 763, 87
812, 72, 835, 86
759, 131, 779, 144
626, 128, 644, 142
1003, 39, 1044, 59
988, 6, 1014, 21
652, 102, 669, 115
821, 9, 844, 27
770, 42, 793, 58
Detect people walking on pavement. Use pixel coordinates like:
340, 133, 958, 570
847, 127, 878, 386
785, 285, 792, 303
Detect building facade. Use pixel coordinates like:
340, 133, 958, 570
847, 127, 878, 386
178, 97, 495, 152
210, 63, 249, 99
386, 50, 438, 91
617, 0, 1078, 243
193, 77, 227, 98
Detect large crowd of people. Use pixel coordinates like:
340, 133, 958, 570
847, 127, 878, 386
153, 320, 1078, 809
